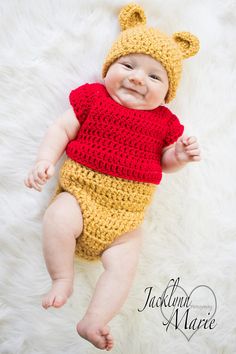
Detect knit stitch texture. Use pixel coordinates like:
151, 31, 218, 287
53, 159, 156, 260
66, 82, 184, 185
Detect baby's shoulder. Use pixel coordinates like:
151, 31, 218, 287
153, 105, 182, 128
78, 81, 105, 93
69, 81, 105, 107
156, 105, 174, 118
70, 81, 103, 94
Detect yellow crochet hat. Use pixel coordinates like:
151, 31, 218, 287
102, 3, 200, 103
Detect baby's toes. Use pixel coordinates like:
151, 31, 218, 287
106, 336, 114, 351
53, 295, 67, 308
42, 298, 47, 309
105, 332, 113, 351
106, 334, 112, 341
42, 297, 50, 309
42, 293, 55, 309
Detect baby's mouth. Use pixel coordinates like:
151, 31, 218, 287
123, 86, 144, 97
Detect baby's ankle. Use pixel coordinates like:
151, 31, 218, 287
79, 312, 106, 329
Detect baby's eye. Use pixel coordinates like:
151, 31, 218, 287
149, 74, 161, 81
122, 63, 133, 69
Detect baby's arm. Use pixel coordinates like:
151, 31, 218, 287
25, 108, 80, 191
161, 135, 201, 173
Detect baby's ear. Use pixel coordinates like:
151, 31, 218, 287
172, 32, 200, 59
119, 3, 146, 31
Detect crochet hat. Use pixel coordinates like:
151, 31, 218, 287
102, 3, 200, 103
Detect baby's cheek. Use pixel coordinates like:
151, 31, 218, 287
148, 92, 162, 107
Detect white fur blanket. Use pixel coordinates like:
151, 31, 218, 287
1, 0, 236, 353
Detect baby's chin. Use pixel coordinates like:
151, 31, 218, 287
113, 92, 150, 110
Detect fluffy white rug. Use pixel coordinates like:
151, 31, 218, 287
1, 0, 236, 353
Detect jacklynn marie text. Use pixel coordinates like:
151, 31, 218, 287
137, 278, 217, 332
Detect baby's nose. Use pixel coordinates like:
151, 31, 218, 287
128, 72, 145, 85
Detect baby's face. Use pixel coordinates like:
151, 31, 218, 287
104, 53, 169, 110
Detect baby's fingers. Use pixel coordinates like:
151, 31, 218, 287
32, 169, 46, 185
186, 148, 201, 156
37, 164, 48, 180
24, 177, 31, 188
185, 142, 199, 151
28, 174, 42, 191
187, 136, 197, 145
46, 164, 55, 178
191, 155, 201, 162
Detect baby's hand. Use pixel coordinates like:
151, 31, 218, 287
175, 135, 201, 163
24, 160, 55, 192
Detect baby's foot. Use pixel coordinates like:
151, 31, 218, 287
42, 278, 73, 309
77, 319, 114, 351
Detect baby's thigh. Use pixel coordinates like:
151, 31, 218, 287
43, 192, 83, 238
101, 227, 143, 274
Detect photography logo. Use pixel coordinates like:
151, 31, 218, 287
138, 278, 217, 341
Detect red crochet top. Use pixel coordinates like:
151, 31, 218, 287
66, 83, 184, 185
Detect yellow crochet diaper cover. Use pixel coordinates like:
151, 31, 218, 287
52, 158, 156, 261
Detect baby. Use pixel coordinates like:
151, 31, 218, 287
25, 3, 201, 351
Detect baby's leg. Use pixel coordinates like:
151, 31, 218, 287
42, 192, 83, 309
77, 227, 143, 351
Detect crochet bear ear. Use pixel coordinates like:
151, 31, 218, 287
172, 32, 200, 59
119, 3, 146, 31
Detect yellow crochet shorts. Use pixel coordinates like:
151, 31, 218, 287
52, 158, 156, 261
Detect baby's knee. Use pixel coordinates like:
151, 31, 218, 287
43, 194, 83, 237
102, 229, 143, 275
111, 227, 143, 251
43, 203, 63, 224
